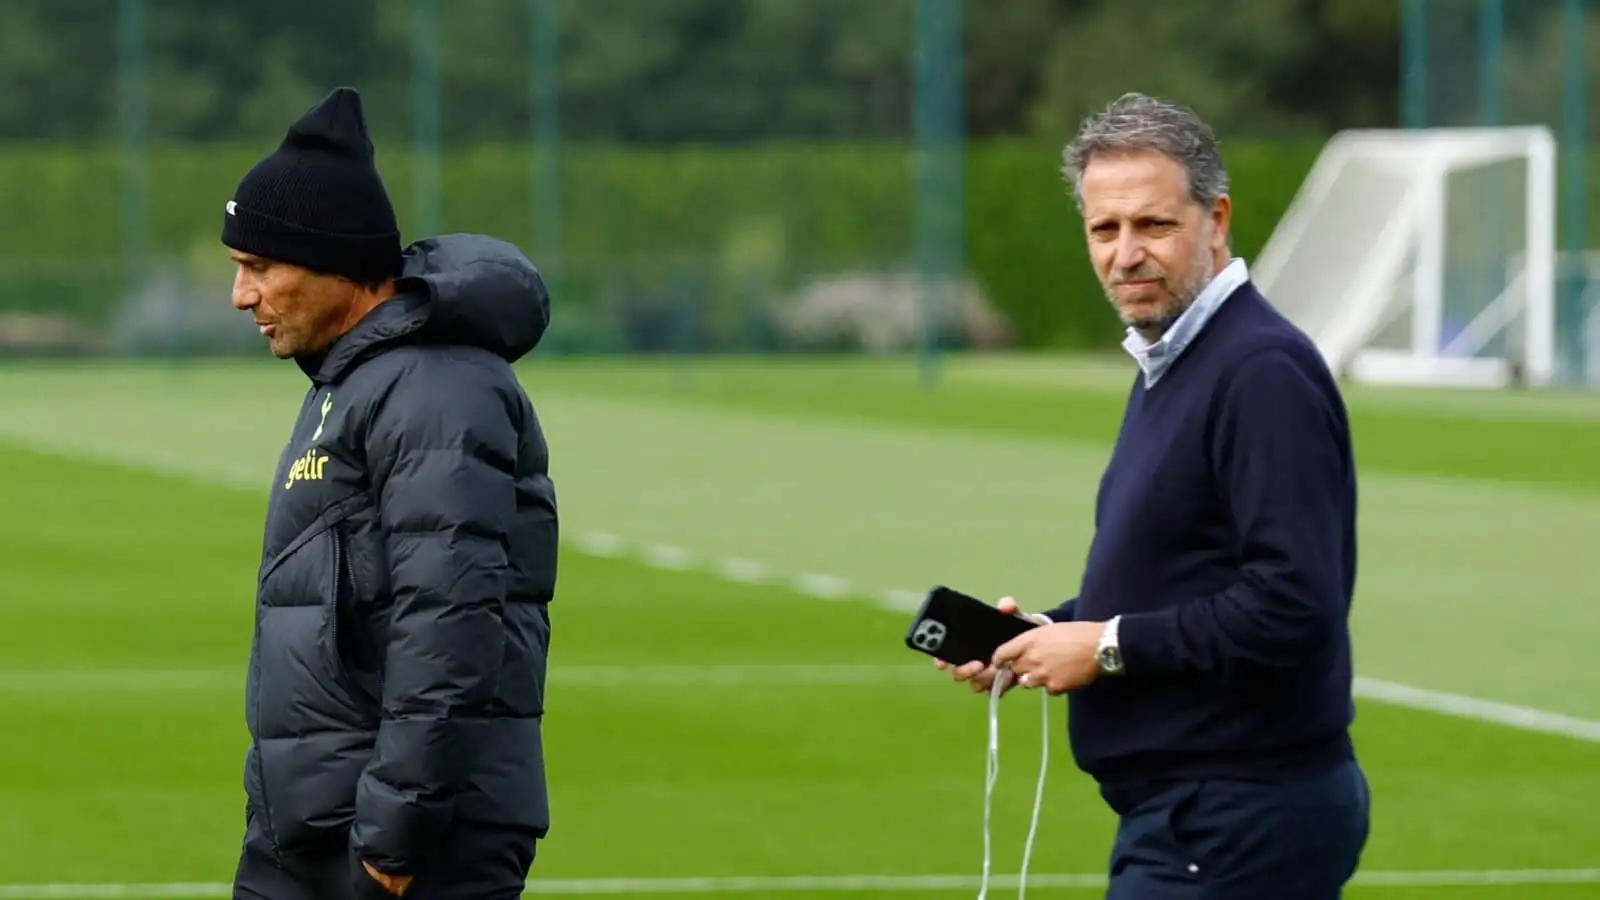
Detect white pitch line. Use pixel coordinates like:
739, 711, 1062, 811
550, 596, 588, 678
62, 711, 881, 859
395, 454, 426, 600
8, 422, 1600, 747
521, 869, 1600, 893
0, 664, 941, 694
7, 522, 1597, 742
572, 531, 625, 557
521, 874, 1109, 894
715, 557, 769, 583
597, 534, 1600, 744
1353, 677, 1600, 742
880, 588, 925, 612
793, 572, 852, 599
551, 663, 935, 688
0, 670, 240, 693
5, 869, 1600, 897
0, 887, 229, 899
1352, 868, 1600, 886
641, 544, 694, 570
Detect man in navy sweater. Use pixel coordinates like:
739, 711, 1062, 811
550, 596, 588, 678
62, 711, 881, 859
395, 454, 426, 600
948, 93, 1370, 897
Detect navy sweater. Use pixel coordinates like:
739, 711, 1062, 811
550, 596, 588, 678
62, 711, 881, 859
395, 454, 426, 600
1047, 283, 1357, 791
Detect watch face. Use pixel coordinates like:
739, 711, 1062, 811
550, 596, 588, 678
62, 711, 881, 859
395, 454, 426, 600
1099, 647, 1124, 673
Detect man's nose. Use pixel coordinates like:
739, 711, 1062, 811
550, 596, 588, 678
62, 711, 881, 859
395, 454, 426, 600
1112, 236, 1146, 271
232, 274, 258, 311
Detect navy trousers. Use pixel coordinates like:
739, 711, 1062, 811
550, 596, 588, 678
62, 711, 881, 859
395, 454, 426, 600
1104, 760, 1370, 899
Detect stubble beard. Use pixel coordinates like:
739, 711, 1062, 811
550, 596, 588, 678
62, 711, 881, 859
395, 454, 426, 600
1107, 233, 1215, 339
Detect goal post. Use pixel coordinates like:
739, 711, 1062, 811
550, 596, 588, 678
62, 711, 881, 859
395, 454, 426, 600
1251, 126, 1557, 389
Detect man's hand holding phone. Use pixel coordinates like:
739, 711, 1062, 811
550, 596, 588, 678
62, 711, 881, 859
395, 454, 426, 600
934, 595, 1051, 694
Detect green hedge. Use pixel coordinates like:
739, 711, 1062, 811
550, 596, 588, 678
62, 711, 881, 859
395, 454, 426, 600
0, 138, 1331, 350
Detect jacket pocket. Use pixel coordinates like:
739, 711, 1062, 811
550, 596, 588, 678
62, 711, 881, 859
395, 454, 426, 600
329, 520, 384, 705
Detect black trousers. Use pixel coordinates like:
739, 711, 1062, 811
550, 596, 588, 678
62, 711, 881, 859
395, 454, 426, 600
1104, 760, 1370, 900
231, 814, 538, 900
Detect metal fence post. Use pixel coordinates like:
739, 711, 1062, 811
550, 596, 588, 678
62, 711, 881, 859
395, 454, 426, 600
411, 0, 441, 237
1560, 0, 1588, 382
118, 0, 149, 294
531, 0, 562, 301
913, 0, 964, 388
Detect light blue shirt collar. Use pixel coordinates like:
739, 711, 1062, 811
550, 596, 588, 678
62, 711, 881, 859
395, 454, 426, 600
1121, 257, 1249, 387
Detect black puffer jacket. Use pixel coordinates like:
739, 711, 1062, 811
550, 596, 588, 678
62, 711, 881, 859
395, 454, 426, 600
244, 233, 558, 874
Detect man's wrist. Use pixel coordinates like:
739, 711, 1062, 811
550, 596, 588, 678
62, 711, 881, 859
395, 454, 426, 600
1095, 614, 1125, 675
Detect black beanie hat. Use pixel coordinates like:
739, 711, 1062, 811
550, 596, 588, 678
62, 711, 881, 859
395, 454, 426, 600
221, 86, 403, 286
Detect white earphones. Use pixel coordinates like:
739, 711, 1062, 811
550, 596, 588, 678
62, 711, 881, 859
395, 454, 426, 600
977, 659, 1050, 899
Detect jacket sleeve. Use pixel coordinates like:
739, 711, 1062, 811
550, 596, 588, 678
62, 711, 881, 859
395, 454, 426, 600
1115, 349, 1351, 684
351, 361, 517, 873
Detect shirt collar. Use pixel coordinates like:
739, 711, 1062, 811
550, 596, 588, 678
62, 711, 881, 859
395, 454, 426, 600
1121, 257, 1249, 387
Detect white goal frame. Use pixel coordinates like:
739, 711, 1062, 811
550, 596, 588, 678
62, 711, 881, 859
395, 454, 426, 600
1252, 126, 1557, 389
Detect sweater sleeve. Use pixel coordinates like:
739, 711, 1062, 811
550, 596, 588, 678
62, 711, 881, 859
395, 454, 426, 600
1041, 598, 1077, 622
1115, 348, 1351, 683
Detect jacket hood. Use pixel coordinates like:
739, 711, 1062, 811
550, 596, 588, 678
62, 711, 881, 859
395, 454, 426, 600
301, 234, 550, 383
397, 234, 550, 361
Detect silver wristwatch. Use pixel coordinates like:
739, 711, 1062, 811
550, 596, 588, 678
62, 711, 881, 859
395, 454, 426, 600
1096, 615, 1125, 675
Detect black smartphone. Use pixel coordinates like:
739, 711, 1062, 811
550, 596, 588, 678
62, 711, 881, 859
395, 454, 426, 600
903, 585, 1039, 666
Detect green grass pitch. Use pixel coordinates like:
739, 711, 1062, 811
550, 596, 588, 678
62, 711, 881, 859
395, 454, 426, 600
0, 354, 1597, 898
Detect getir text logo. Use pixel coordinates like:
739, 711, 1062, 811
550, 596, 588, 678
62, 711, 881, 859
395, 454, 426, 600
284, 448, 329, 490
285, 392, 335, 490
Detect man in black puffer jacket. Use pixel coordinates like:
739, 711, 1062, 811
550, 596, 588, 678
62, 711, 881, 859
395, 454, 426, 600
220, 86, 558, 900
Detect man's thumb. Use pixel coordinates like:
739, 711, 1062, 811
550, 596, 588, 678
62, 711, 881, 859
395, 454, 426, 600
997, 595, 1020, 614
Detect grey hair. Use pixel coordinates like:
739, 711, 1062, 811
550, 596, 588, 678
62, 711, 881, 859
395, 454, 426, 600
1060, 92, 1229, 213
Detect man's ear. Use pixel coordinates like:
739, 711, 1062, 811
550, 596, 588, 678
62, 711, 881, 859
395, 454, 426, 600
1209, 194, 1232, 252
